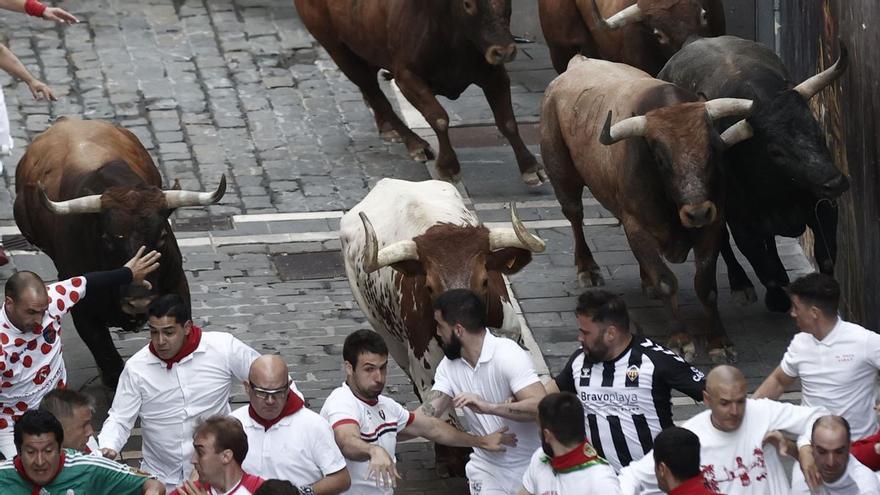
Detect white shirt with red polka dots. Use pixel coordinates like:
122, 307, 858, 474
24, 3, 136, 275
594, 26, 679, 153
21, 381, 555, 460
0, 276, 87, 456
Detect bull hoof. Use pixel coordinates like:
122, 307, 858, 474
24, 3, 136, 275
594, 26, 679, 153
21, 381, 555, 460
578, 270, 605, 288
764, 286, 791, 313
380, 129, 402, 142
409, 144, 434, 162
731, 287, 757, 306
680, 342, 697, 362
708, 345, 738, 364
521, 167, 548, 187
642, 284, 661, 300
435, 169, 461, 184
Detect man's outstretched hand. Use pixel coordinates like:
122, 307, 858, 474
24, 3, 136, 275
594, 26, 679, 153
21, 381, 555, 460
125, 247, 161, 289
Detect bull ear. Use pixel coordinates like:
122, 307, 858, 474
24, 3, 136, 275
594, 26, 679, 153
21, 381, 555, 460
389, 260, 426, 277
485, 248, 532, 275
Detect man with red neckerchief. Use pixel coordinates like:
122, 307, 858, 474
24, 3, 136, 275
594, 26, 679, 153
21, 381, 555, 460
0, 247, 160, 459
518, 393, 619, 495
97, 294, 260, 493
231, 355, 350, 495
0, 409, 164, 494
653, 427, 721, 495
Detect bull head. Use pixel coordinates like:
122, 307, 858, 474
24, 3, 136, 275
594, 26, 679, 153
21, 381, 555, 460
721, 43, 849, 149
455, 0, 517, 65
359, 203, 545, 274
600, 98, 754, 228
38, 175, 227, 214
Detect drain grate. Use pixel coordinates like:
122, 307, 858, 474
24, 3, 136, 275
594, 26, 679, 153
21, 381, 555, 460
448, 122, 540, 148
173, 216, 233, 232
272, 251, 347, 281
2, 235, 37, 251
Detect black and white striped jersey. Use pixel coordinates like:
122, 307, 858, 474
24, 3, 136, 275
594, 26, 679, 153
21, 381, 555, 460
554, 335, 706, 472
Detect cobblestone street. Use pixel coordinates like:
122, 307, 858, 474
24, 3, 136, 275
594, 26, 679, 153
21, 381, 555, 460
0, 1, 813, 493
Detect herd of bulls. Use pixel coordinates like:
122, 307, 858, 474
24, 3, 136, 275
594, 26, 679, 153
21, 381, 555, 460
5, 0, 850, 472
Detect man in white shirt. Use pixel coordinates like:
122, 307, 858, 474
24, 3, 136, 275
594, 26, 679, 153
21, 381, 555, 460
170, 415, 265, 495
420, 289, 547, 495
0, 247, 160, 459
619, 365, 829, 495
518, 392, 619, 495
791, 415, 880, 494
320, 329, 516, 495
754, 273, 880, 468
231, 354, 350, 495
98, 294, 259, 491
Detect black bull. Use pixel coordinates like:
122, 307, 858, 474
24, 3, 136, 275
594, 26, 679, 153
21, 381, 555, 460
13, 118, 225, 387
659, 36, 850, 312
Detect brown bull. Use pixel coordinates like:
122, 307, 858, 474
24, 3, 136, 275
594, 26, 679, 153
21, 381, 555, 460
294, 0, 547, 185
539, 0, 725, 75
541, 56, 753, 361
13, 117, 225, 386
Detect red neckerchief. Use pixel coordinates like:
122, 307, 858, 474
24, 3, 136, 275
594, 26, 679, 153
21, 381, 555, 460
670, 474, 722, 495
248, 390, 305, 431
149, 326, 202, 369
549, 440, 605, 474
14, 451, 66, 495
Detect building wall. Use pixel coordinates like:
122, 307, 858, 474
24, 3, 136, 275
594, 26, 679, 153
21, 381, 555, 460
778, 0, 880, 329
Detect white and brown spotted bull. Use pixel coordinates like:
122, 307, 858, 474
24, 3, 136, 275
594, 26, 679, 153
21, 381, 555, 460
541, 56, 754, 362
340, 178, 545, 474
13, 118, 225, 386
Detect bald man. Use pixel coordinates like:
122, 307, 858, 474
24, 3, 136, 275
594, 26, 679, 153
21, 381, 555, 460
791, 416, 880, 494
619, 365, 830, 495
230, 355, 351, 495
0, 248, 160, 459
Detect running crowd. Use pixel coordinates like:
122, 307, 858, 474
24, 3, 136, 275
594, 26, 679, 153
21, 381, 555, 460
2, 247, 879, 495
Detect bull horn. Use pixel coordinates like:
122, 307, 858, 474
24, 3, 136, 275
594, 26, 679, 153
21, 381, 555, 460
488, 203, 546, 253
359, 212, 419, 273
39, 182, 102, 215
163, 174, 227, 209
705, 98, 754, 120
591, 0, 643, 30
599, 111, 648, 145
720, 119, 754, 147
794, 42, 849, 100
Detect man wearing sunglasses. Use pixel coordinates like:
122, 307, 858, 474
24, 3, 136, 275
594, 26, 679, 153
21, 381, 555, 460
231, 354, 351, 495
98, 294, 260, 493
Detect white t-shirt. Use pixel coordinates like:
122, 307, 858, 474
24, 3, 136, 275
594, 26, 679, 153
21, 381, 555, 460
231, 405, 347, 486
780, 318, 880, 439
619, 399, 828, 495
432, 331, 541, 473
791, 455, 880, 494
521, 446, 621, 495
320, 382, 414, 495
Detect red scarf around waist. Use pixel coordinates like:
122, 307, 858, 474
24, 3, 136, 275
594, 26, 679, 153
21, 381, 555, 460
149, 325, 202, 369
14, 450, 66, 495
248, 390, 305, 431
549, 440, 605, 474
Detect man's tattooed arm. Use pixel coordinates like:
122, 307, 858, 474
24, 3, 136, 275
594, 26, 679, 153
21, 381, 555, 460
418, 390, 453, 418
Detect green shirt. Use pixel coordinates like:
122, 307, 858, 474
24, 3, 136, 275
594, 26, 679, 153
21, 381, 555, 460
0, 449, 150, 494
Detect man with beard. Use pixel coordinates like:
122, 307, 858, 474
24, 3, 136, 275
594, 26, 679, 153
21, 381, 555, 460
544, 290, 706, 472
517, 392, 619, 495
320, 329, 516, 494
421, 289, 546, 495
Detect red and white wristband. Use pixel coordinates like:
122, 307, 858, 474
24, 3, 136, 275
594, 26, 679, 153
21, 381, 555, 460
25, 0, 47, 18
